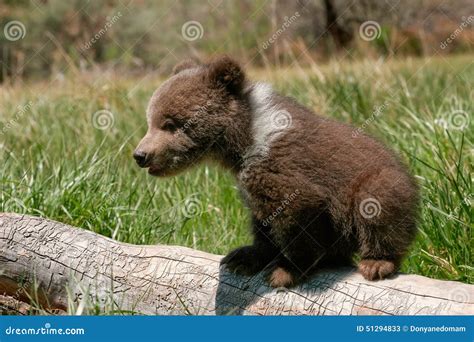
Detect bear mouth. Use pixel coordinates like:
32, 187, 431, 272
147, 164, 177, 177
147, 165, 163, 176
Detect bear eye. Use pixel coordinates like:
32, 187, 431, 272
162, 119, 178, 132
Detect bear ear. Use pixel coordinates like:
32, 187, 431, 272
207, 55, 245, 93
172, 59, 200, 75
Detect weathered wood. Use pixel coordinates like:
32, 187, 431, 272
0, 213, 472, 315
0, 294, 34, 315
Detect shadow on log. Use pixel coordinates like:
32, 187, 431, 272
0, 213, 473, 315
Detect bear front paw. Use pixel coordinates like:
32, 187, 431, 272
266, 266, 295, 288
220, 246, 265, 276
358, 259, 396, 281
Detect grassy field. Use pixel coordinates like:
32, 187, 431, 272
1, 54, 472, 288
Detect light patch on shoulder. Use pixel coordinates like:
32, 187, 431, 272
244, 82, 293, 162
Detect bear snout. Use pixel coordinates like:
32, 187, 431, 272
133, 150, 151, 168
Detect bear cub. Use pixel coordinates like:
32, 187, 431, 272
134, 56, 419, 288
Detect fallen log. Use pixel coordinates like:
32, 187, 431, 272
0, 213, 472, 315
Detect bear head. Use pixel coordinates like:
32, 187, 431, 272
134, 56, 246, 176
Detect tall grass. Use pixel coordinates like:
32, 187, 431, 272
1, 55, 472, 286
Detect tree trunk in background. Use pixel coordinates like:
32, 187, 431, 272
0, 213, 473, 315
323, 0, 354, 48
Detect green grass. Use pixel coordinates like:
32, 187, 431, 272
1, 55, 472, 287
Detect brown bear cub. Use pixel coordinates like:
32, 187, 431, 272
134, 56, 419, 288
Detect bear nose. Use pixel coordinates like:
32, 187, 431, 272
133, 150, 150, 167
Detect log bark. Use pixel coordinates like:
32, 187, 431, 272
0, 213, 473, 315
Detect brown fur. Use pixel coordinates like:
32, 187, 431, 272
134, 55, 420, 288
